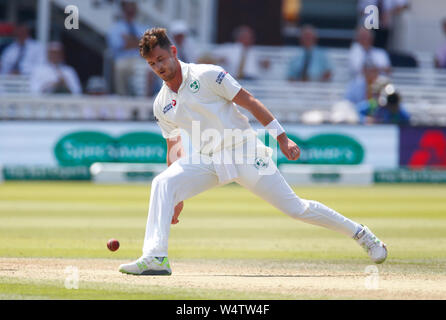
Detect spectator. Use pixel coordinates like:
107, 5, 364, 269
356, 87, 382, 124
345, 63, 390, 105
84, 75, 126, 120
435, 18, 446, 69
30, 42, 82, 94
349, 27, 391, 78
169, 20, 197, 63
107, 0, 148, 95
0, 22, 45, 75
356, 78, 390, 124
287, 25, 332, 82
361, 84, 410, 124
212, 25, 270, 80
357, 0, 409, 50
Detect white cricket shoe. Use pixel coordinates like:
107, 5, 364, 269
119, 256, 172, 275
354, 225, 388, 264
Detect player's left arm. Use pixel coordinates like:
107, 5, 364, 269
232, 88, 300, 161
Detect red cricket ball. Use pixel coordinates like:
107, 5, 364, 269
107, 239, 120, 252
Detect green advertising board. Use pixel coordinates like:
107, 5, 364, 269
3, 166, 90, 181
54, 131, 166, 166
261, 132, 365, 165
374, 168, 446, 183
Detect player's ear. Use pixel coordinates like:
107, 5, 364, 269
170, 45, 178, 57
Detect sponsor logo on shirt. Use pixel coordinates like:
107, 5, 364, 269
163, 103, 173, 114
216, 71, 228, 84
189, 80, 200, 93
162, 100, 177, 114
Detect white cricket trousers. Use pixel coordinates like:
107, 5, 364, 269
143, 154, 361, 257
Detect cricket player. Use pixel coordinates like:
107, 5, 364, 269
119, 28, 387, 275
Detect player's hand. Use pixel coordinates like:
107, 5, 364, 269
277, 133, 300, 161
171, 201, 183, 224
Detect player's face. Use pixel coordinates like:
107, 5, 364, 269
145, 45, 178, 82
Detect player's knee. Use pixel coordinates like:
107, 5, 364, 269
295, 199, 324, 218
151, 173, 168, 189
151, 172, 177, 193
287, 198, 310, 218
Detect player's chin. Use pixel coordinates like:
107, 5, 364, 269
159, 72, 174, 81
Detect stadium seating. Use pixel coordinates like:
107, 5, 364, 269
0, 94, 154, 121
1, 45, 446, 125
0, 75, 31, 95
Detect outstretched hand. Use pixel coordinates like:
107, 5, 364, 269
171, 201, 184, 224
277, 133, 301, 161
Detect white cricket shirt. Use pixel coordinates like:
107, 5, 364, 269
153, 61, 265, 183
153, 61, 258, 151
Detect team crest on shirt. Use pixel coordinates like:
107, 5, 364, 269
189, 79, 200, 93
254, 157, 269, 170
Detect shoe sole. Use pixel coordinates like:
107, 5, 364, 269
119, 268, 171, 276
141, 269, 171, 276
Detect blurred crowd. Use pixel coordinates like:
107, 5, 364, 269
1, 0, 446, 125
0, 22, 81, 94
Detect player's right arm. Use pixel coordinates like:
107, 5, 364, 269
153, 97, 184, 224
166, 136, 185, 225
153, 96, 183, 166
166, 136, 185, 167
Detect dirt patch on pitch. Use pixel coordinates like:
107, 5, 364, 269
1, 257, 445, 299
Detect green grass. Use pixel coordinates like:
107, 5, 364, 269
0, 277, 291, 300
1, 182, 446, 299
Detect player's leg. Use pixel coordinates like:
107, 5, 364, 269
235, 158, 387, 263
142, 156, 219, 257
119, 155, 220, 275
236, 160, 359, 236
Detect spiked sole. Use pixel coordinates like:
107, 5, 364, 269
141, 269, 172, 276
119, 268, 172, 276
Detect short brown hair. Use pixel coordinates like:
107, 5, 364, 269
139, 27, 173, 58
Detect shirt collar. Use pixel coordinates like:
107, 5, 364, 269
164, 60, 189, 93
178, 60, 189, 91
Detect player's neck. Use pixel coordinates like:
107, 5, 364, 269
165, 60, 182, 93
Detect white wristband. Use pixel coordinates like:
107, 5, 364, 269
265, 119, 285, 139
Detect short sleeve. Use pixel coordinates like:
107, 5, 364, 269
202, 65, 242, 101
153, 100, 181, 139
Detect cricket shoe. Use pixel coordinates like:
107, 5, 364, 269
119, 256, 172, 275
354, 225, 388, 264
